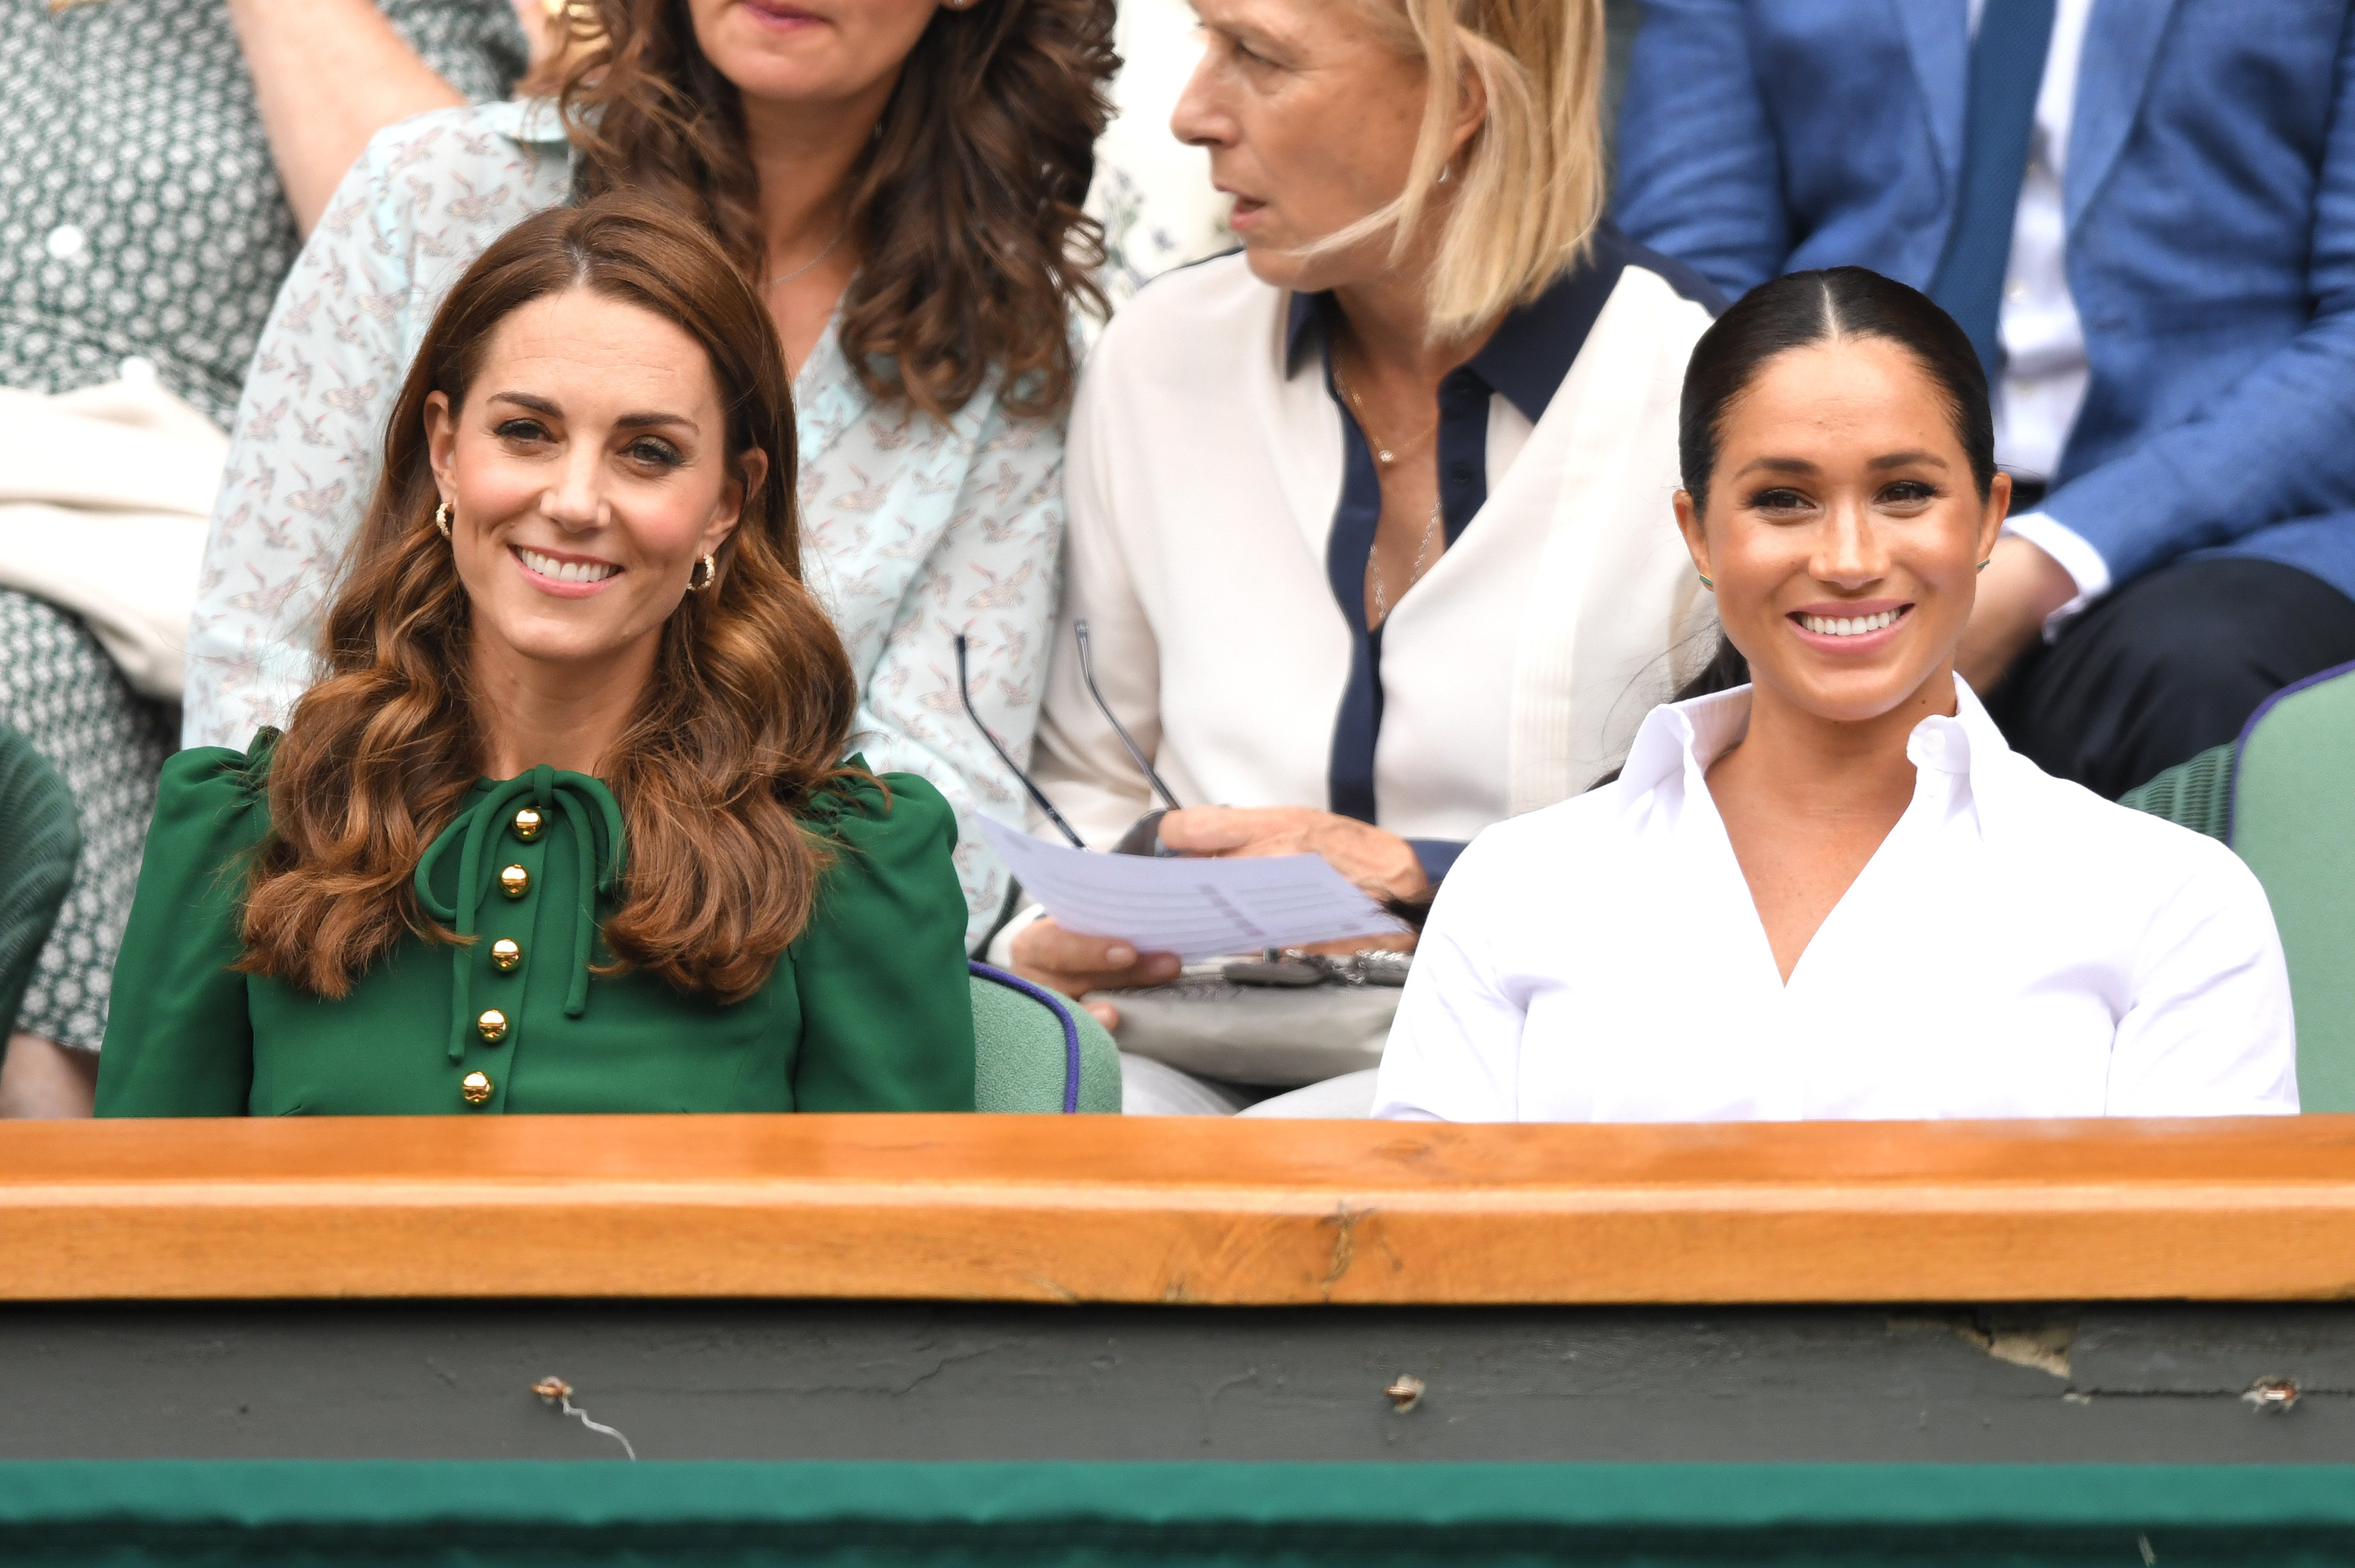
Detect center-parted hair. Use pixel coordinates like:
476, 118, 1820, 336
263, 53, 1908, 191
554, 0, 1117, 423
1679, 266, 1996, 514
239, 195, 860, 1005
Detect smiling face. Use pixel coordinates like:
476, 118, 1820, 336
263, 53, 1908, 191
1673, 335, 2009, 724
1171, 0, 1434, 292
685, 0, 940, 112
424, 287, 762, 687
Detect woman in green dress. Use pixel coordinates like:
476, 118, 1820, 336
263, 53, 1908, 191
96, 195, 974, 1118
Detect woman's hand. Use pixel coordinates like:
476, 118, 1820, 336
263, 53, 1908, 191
1009, 808, 1427, 1028
1009, 919, 1182, 1029
1156, 806, 1430, 903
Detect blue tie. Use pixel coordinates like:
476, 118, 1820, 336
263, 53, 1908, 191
1928, 0, 2059, 381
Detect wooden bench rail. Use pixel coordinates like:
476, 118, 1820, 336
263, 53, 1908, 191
3, 1113, 2351, 1304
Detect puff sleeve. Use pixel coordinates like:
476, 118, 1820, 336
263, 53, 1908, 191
787, 764, 977, 1112
95, 738, 276, 1116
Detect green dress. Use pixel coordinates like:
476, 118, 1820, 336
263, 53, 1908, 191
94, 736, 975, 1117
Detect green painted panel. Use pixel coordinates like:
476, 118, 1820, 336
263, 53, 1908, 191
5, 1462, 2355, 1566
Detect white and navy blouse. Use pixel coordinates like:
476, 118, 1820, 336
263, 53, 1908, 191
1026, 231, 1722, 883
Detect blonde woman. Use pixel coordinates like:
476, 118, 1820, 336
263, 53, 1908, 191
1006, 0, 1721, 1056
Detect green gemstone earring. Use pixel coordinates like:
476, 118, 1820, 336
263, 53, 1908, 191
1697, 572, 1714, 589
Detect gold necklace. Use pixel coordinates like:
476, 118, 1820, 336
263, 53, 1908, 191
1332, 357, 1444, 626
1338, 353, 1441, 621
1369, 499, 1442, 629
1331, 358, 1437, 468
763, 225, 848, 293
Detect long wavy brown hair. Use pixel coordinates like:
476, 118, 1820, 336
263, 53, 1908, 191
556, 0, 1117, 422
239, 196, 859, 1005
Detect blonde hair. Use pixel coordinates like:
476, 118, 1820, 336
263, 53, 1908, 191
1331, 0, 1607, 342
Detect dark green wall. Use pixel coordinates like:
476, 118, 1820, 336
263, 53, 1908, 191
6, 1300, 2352, 1464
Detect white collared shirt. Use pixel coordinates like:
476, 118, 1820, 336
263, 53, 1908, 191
1977, 0, 2095, 487
1976, 0, 2111, 616
1031, 250, 1715, 854
1374, 681, 2298, 1123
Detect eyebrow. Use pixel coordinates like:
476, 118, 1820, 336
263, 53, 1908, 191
1202, 2, 1301, 56
485, 391, 697, 433
1730, 450, 1952, 479
1731, 456, 1818, 479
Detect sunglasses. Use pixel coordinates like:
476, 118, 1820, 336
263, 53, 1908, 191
955, 621, 1180, 856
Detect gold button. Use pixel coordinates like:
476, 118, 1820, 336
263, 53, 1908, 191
499, 864, 530, 899
461, 1070, 493, 1105
476, 1008, 509, 1042
490, 937, 522, 972
512, 806, 544, 842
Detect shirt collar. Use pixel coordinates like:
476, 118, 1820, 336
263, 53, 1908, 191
1280, 226, 1635, 423
1910, 677, 2022, 837
1616, 677, 2021, 834
1616, 682, 1751, 798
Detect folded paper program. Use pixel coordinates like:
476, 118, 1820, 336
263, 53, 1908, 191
0, 375, 227, 700
977, 817, 1410, 960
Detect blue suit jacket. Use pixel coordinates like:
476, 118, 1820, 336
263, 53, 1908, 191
1614, 0, 2355, 602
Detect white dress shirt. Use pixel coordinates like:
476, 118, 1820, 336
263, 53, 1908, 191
1374, 680, 2298, 1123
1974, 0, 2111, 615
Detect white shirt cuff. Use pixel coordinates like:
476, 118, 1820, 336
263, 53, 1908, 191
985, 902, 1050, 970
2001, 511, 2112, 636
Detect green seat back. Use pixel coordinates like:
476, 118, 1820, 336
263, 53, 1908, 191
968, 964, 1121, 1113
0, 723, 80, 1039
2229, 663, 2355, 1112
2117, 740, 2235, 840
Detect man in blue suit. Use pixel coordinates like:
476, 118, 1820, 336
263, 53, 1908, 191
1615, 0, 2355, 797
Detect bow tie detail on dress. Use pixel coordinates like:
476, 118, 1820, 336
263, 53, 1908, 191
413, 765, 627, 1061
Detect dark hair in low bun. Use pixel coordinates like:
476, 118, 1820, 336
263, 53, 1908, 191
1656, 267, 1996, 707
1678, 266, 1996, 516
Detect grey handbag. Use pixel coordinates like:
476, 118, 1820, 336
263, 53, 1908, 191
1089, 952, 1408, 1088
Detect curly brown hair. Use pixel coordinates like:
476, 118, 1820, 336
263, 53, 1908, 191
238, 196, 860, 1005
556, 0, 1117, 422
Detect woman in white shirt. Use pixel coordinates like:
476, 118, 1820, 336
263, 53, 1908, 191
1377, 266, 2298, 1123
1007, 0, 1721, 1017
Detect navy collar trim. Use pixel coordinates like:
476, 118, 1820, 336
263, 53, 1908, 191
1283, 225, 1678, 424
